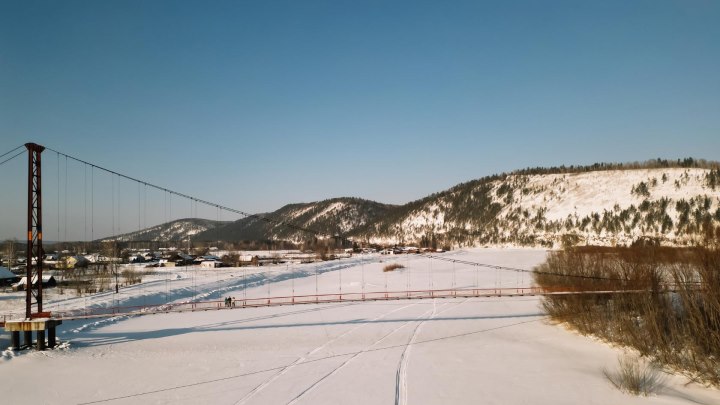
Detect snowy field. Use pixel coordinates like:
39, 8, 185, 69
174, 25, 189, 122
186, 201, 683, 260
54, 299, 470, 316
1, 249, 719, 404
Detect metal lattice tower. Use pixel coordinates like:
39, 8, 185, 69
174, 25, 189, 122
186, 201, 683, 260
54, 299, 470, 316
25, 142, 45, 318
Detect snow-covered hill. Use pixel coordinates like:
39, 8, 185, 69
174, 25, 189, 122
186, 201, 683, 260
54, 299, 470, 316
359, 167, 720, 247
194, 197, 395, 242
116, 165, 720, 248
101, 218, 229, 242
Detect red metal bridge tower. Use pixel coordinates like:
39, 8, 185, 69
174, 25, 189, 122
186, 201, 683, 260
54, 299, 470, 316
2, 143, 61, 350
26, 142, 45, 319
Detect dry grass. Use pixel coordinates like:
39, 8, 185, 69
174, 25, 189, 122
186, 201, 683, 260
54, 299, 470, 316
383, 263, 405, 272
604, 353, 664, 396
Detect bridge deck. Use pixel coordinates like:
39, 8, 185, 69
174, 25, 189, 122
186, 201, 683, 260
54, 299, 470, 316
1, 286, 653, 325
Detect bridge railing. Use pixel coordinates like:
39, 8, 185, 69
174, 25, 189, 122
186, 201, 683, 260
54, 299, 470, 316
2, 284, 701, 324
28, 287, 545, 321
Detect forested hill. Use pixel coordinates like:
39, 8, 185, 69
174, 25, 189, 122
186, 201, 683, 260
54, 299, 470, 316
111, 160, 720, 248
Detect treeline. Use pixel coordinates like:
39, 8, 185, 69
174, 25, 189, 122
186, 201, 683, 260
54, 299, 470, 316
512, 157, 720, 177
534, 233, 720, 386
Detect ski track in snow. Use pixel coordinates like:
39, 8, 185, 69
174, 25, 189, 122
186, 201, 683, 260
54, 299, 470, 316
394, 299, 462, 405
284, 303, 446, 405
234, 301, 420, 405
6, 249, 720, 405
66, 315, 127, 334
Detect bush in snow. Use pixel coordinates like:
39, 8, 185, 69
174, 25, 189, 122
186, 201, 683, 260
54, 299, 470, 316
604, 353, 664, 396
383, 263, 404, 272
534, 232, 720, 387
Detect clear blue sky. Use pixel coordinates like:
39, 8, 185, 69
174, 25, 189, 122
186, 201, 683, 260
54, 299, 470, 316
1, 0, 719, 240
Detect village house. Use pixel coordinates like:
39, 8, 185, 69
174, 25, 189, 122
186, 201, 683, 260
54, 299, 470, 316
0, 266, 19, 286
59, 255, 90, 269
12, 275, 57, 291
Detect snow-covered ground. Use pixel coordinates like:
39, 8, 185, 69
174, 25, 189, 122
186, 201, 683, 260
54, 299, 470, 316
1, 249, 719, 404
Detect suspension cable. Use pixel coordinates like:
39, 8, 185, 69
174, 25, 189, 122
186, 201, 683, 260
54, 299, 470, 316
0, 144, 24, 160
91, 166, 94, 242
0, 150, 24, 167
64, 155, 68, 242
23, 143, 631, 286
45, 146, 343, 242
57, 151, 60, 244
424, 254, 626, 282
111, 174, 115, 239
84, 165, 87, 244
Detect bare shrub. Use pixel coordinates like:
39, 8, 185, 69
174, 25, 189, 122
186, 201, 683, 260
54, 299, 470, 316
604, 353, 664, 396
534, 231, 720, 386
122, 269, 142, 285
383, 263, 405, 272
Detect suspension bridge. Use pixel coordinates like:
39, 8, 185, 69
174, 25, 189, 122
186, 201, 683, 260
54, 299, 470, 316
0, 142, 642, 351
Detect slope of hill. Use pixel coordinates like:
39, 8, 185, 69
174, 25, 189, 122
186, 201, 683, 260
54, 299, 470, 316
193, 197, 396, 242
355, 167, 720, 247
101, 218, 229, 242
115, 164, 720, 248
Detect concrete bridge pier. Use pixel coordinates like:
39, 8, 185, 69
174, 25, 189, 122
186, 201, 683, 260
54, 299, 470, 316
11, 331, 20, 350
4, 318, 62, 351
48, 326, 56, 348
36, 330, 45, 350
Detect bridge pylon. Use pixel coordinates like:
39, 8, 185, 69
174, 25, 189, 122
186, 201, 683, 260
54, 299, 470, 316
25, 142, 45, 319
2, 143, 62, 351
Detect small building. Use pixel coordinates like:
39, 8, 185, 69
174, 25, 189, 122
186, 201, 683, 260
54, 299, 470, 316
239, 255, 260, 266
176, 253, 194, 266
129, 255, 146, 264
43, 253, 60, 269
194, 255, 221, 265
61, 255, 90, 269
43, 253, 59, 261
13, 275, 57, 291
0, 266, 19, 286
84, 253, 99, 263
143, 252, 161, 261
200, 260, 221, 268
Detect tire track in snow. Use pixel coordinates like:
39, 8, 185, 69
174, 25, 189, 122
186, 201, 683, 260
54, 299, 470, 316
284, 302, 455, 405
395, 298, 467, 405
234, 302, 420, 405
